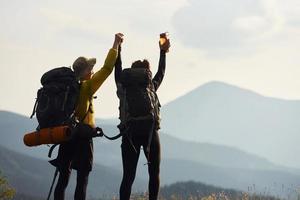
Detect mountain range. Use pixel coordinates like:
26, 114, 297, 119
0, 80, 299, 199
0, 109, 299, 198
161, 81, 300, 169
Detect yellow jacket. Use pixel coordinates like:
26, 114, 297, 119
75, 48, 117, 127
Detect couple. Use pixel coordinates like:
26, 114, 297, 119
50, 33, 170, 200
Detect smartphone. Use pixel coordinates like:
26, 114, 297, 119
159, 32, 169, 45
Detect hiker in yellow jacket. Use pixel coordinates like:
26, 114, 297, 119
50, 33, 124, 200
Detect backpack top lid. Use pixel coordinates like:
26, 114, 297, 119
41, 67, 76, 86
121, 68, 152, 87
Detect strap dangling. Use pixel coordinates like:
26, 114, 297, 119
144, 119, 155, 165
30, 98, 38, 119
46, 168, 59, 200
48, 144, 59, 158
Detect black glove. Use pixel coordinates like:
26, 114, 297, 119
95, 127, 104, 137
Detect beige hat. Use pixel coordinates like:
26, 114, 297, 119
72, 57, 96, 77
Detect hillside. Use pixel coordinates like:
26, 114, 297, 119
159, 181, 281, 200
0, 145, 146, 199
0, 110, 287, 170
0, 111, 299, 198
158, 159, 300, 199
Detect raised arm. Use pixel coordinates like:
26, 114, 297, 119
152, 36, 170, 91
115, 45, 122, 85
88, 48, 117, 95
88, 33, 123, 95
152, 50, 166, 91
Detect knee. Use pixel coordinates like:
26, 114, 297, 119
122, 172, 136, 186
59, 167, 71, 176
149, 164, 160, 178
58, 169, 71, 185
77, 171, 89, 186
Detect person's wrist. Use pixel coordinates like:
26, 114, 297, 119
160, 47, 168, 53
112, 41, 119, 50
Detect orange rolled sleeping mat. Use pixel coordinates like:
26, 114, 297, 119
23, 126, 72, 147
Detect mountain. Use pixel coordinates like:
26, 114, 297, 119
161, 81, 300, 168
0, 145, 146, 199
1, 110, 300, 199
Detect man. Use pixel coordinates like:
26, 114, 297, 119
115, 34, 170, 200
50, 33, 124, 200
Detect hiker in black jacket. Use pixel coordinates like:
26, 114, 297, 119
115, 34, 170, 200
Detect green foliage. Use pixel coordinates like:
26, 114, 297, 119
0, 171, 15, 200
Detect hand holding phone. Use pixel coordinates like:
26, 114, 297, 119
159, 32, 170, 52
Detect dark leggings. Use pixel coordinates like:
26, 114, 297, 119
120, 131, 161, 200
54, 169, 89, 200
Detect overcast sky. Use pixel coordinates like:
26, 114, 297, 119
0, 0, 300, 118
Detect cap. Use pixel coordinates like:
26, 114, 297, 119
72, 57, 96, 76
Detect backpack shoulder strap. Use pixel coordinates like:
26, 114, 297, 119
80, 108, 90, 123
30, 97, 38, 119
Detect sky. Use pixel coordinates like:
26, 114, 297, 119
0, 0, 300, 119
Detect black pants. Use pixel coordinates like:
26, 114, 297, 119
119, 128, 161, 200
54, 168, 89, 200
50, 139, 93, 200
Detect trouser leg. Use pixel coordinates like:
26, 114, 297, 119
143, 132, 161, 200
74, 170, 90, 200
119, 137, 141, 200
54, 168, 71, 200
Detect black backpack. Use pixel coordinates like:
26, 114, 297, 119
118, 68, 161, 164
120, 68, 160, 124
31, 67, 80, 129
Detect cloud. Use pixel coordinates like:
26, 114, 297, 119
172, 0, 282, 54
232, 16, 271, 34
274, 0, 300, 27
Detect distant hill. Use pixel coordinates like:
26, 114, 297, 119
159, 181, 280, 200
158, 159, 300, 199
0, 145, 146, 199
0, 110, 299, 199
161, 81, 300, 168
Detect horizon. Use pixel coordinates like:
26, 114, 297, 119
1, 80, 300, 119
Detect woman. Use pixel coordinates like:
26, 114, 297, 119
115, 34, 170, 200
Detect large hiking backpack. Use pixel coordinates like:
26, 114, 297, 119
119, 68, 161, 164
31, 67, 80, 129
120, 68, 160, 125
